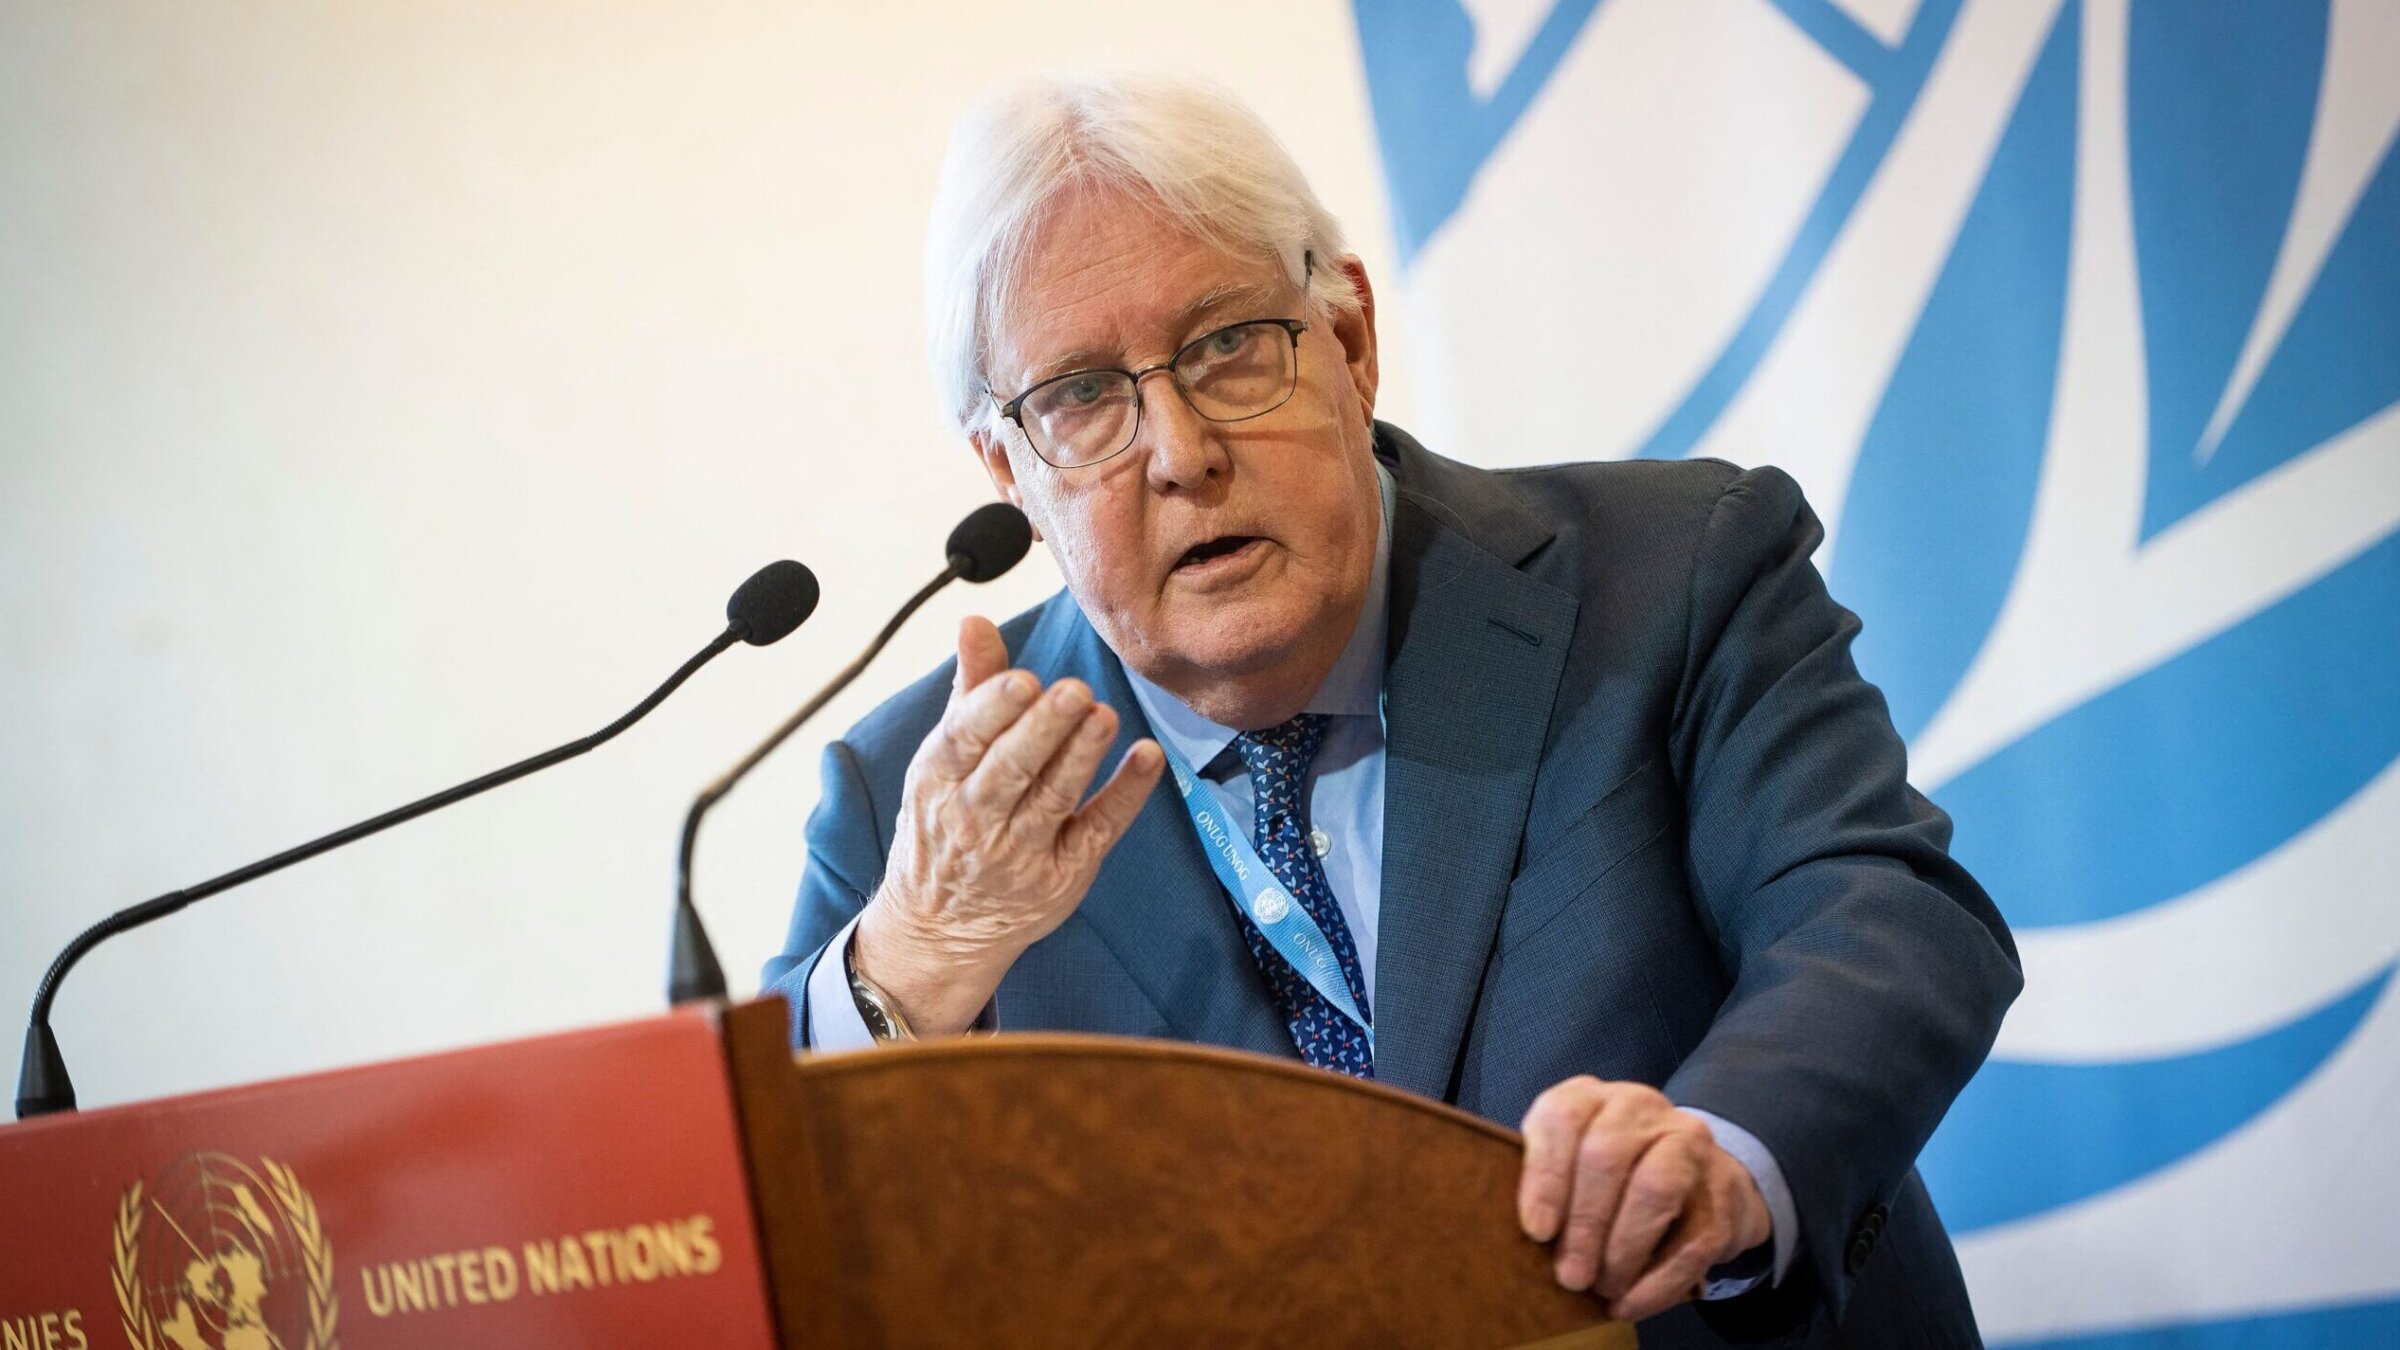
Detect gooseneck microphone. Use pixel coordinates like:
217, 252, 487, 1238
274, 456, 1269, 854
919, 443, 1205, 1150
15, 560, 821, 1120
668, 502, 1033, 1005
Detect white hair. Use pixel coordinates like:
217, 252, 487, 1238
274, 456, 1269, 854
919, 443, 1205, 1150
922, 73, 1359, 438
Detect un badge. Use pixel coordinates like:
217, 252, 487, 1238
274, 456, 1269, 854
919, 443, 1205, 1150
111, 1153, 339, 1350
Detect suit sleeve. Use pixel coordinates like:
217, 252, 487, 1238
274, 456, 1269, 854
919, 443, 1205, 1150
1658, 465, 2021, 1336
760, 738, 887, 1048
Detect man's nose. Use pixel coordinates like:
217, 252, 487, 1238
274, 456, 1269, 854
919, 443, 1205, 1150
1135, 369, 1231, 490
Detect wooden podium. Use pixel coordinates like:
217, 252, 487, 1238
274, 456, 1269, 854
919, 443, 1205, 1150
0, 999, 1629, 1349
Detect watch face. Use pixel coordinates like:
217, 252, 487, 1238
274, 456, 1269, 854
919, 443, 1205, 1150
849, 974, 906, 1042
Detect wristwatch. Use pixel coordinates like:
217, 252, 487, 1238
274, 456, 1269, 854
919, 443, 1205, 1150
846, 946, 917, 1042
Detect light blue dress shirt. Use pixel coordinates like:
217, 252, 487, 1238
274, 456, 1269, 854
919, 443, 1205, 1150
807, 467, 1795, 1295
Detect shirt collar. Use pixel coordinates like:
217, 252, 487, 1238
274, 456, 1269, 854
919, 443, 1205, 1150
1122, 463, 1394, 770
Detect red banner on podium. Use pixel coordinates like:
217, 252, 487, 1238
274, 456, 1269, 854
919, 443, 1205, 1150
0, 1008, 779, 1350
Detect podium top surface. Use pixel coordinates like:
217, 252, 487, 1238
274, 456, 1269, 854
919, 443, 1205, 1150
730, 1002, 1628, 1350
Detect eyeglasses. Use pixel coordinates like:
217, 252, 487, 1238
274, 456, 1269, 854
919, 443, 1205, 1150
992, 318, 1308, 469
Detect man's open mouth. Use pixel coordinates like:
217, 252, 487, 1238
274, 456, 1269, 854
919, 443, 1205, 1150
1175, 535, 1261, 570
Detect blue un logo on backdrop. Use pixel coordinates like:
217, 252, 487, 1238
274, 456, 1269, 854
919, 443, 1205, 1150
1353, 0, 2400, 1343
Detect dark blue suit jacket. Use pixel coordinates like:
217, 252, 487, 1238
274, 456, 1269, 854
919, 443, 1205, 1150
765, 424, 2020, 1348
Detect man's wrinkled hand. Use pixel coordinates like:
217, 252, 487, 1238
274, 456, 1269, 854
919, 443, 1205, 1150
1516, 1076, 1772, 1323
853, 615, 1164, 1036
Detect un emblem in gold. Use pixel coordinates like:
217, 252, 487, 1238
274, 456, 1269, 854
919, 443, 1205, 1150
111, 1153, 338, 1350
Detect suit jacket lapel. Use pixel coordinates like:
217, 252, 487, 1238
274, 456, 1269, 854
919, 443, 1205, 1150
1374, 430, 1580, 1099
1007, 425, 1578, 1089
1018, 598, 1297, 1062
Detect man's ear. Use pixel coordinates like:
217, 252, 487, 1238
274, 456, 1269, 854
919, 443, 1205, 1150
970, 428, 1044, 541
1329, 254, 1380, 426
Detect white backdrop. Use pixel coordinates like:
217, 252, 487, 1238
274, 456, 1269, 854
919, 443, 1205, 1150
0, 2, 1415, 1107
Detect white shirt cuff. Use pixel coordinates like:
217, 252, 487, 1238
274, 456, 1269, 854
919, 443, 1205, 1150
801, 915, 880, 1052
1679, 1108, 1799, 1300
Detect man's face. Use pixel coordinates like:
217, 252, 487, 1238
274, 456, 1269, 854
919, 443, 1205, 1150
973, 186, 1383, 728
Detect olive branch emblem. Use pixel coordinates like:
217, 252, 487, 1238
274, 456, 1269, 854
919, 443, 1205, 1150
264, 1158, 340, 1350
112, 1180, 156, 1349
109, 1156, 341, 1350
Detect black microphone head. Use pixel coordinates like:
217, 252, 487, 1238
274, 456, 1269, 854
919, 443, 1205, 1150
726, 560, 819, 646
946, 502, 1033, 583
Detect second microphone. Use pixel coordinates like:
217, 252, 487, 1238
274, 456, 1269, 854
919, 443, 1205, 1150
665, 502, 1034, 1005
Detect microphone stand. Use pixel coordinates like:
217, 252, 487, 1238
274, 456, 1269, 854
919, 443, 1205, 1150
19, 627, 745, 1119
668, 565, 962, 1004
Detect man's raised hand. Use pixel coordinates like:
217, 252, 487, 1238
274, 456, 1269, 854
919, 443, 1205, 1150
852, 616, 1164, 1036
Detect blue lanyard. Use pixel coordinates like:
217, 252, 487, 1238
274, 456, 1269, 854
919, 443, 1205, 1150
1156, 740, 1372, 1042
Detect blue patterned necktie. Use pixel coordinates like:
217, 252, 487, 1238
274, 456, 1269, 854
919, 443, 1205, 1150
1231, 713, 1374, 1078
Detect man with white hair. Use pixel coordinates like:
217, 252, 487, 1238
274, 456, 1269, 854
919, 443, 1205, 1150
764, 74, 2018, 1347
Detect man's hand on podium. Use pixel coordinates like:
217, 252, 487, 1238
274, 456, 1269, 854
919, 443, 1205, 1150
1516, 1076, 1772, 1324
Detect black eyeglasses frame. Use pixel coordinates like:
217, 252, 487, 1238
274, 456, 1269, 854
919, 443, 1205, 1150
991, 317, 1309, 470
